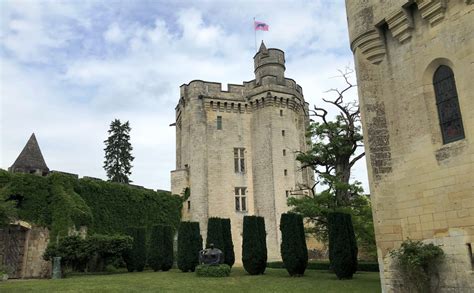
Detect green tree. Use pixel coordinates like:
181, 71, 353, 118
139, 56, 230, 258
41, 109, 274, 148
280, 213, 308, 276
328, 212, 356, 279
177, 221, 202, 272
206, 217, 225, 251
242, 216, 267, 275
124, 227, 146, 272
288, 69, 374, 254
103, 119, 134, 183
149, 225, 174, 271
221, 218, 235, 267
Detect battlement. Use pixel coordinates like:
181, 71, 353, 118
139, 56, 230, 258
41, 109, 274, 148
345, 0, 471, 64
180, 80, 246, 101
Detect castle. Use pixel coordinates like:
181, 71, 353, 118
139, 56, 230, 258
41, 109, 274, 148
170, 42, 313, 262
346, 0, 473, 291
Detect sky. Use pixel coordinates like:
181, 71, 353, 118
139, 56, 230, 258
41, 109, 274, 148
0, 0, 369, 193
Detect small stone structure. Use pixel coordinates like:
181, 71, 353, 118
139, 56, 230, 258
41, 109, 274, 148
0, 221, 51, 278
345, 1, 473, 291
8, 133, 49, 176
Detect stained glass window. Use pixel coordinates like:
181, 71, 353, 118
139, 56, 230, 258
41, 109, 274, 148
433, 66, 465, 144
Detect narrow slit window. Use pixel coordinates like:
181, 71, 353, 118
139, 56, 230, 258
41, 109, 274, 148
282, 130, 285, 136
280, 109, 283, 116
284, 169, 288, 176
217, 116, 222, 130
468, 243, 474, 270
433, 65, 465, 143
187, 201, 191, 210
283, 149, 286, 156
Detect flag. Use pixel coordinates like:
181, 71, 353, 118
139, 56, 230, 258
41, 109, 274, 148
254, 21, 269, 31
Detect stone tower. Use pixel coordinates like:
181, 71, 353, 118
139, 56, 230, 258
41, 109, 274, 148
9, 133, 49, 176
171, 42, 313, 262
346, 1, 473, 291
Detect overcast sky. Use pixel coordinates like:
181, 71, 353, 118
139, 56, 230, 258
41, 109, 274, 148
0, 0, 369, 193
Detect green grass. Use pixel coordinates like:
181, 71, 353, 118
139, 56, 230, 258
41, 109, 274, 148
0, 267, 381, 293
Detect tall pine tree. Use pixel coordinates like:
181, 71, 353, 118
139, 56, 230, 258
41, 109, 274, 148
103, 119, 134, 183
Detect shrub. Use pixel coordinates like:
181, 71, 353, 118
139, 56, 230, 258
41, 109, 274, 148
328, 212, 355, 279
390, 239, 444, 292
177, 221, 202, 272
206, 217, 225, 251
149, 225, 174, 271
195, 264, 231, 277
280, 213, 308, 276
242, 216, 267, 275
43, 234, 132, 273
124, 227, 147, 272
221, 218, 235, 267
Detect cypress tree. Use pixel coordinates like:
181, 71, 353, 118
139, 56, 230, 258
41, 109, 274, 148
124, 227, 146, 272
328, 212, 355, 279
149, 225, 174, 271
344, 213, 358, 275
280, 213, 308, 276
177, 221, 202, 272
206, 217, 225, 251
242, 215, 267, 275
221, 218, 235, 267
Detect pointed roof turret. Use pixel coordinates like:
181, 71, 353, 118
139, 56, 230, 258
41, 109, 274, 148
258, 41, 268, 54
9, 133, 49, 175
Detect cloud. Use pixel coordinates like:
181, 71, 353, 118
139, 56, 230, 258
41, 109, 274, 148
0, 0, 369, 193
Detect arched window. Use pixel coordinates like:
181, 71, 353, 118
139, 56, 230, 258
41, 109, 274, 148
433, 65, 465, 144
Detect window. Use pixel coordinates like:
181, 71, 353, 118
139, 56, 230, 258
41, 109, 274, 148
235, 187, 247, 212
280, 109, 283, 116
187, 201, 191, 210
433, 65, 465, 143
234, 148, 245, 173
282, 130, 285, 136
285, 190, 289, 198
468, 243, 474, 270
284, 169, 288, 176
283, 149, 286, 156
217, 116, 222, 130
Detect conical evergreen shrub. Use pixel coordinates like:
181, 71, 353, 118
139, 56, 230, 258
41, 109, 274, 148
221, 218, 235, 267
344, 213, 358, 275
328, 212, 355, 279
242, 215, 267, 275
149, 224, 174, 271
124, 227, 147, 272
280, 213, 308, 276
206, 217, 225, 251
177, 221, 202, 272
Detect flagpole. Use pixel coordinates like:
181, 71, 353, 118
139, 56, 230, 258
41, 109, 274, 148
253, 17, 257, 52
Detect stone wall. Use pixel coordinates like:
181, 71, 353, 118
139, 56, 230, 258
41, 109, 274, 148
346, 1, 474, 292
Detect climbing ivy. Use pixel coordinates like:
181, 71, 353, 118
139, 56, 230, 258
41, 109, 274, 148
0, 170, 182, 239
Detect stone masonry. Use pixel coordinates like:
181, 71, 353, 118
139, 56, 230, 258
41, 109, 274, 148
171, 42, 313, 262
346, 1, 473, 292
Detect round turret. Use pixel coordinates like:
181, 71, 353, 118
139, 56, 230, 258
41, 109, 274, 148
254, 42, 285, 85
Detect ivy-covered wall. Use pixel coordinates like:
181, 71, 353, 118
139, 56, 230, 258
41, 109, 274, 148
0, 170, 182, 238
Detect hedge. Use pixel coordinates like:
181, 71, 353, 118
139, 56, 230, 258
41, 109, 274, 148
206, 217, 225, 251
43, 234, 132, 273
0, 170, 182, 239
124, 227, 147, 272
242, 216, 267, 275
280, 213, 308, 276
328, 212, 356, 279
195, 264, 231, 277
221, 218, 235, 267
148, 225, 174, 271
177, 221, 202, 272
267, 261, 379, 272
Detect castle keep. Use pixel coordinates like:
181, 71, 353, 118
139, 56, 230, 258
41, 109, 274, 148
170, 42, 313, 262
346, 1, 473, 291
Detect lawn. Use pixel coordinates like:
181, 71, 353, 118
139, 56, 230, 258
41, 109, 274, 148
0, 267, 381, 292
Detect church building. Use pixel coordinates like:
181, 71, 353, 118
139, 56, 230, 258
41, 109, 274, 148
171, 42, 313, 262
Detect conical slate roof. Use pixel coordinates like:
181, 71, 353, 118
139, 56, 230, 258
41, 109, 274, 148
9, 133, 49, 174
258, 41, 268, 53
